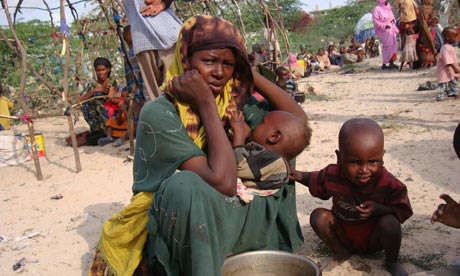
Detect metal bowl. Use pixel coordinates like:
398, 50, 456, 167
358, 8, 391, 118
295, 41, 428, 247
222, 250, 321, 276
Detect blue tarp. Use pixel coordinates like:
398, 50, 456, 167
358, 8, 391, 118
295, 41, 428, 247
354, 13, 375, 41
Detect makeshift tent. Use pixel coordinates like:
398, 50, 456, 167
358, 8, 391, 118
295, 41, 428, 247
354, 13, 375, 41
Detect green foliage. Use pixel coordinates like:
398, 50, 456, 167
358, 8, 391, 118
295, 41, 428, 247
287, 0, 376, 55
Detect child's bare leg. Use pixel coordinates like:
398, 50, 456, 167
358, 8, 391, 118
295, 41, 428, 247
310, 208, 352, 270
368, 214, 407, 276
106, 127, 113, 139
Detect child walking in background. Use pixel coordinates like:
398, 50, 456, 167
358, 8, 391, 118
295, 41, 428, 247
290, 118, 412, 276
436, 27, 460, 101
230, 110, 311, 203
0, 83, 14, 131
399, 27, 419, 71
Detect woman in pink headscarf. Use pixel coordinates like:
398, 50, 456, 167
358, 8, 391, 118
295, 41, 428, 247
372, 0, 399, 70
286, 53, 305, 78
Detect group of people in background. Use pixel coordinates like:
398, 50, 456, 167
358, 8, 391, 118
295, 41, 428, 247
373, 0, 441, 71
76, 0, 181, 146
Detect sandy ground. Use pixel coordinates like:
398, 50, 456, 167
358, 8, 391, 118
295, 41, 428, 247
1, 55, 460, 276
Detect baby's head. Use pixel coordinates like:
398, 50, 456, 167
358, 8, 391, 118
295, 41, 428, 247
108, 86, 121, 104
442, 27, 458, 45
251, 111, 312, 160
275, 66, 290, 80
336, 118, 385, 189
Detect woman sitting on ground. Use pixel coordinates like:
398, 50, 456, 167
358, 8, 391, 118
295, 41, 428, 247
88, 15, 308, 276
77, 57, 114, 135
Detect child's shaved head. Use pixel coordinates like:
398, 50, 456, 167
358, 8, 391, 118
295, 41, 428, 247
442, 26, 457, 39
252, 110, 311, 160
338, 118, 384, 152
279, 112, 312, 160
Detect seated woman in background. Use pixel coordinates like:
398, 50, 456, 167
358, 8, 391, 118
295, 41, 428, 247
88, 15, 308, 276
286, 53, 305, 79
327, 44, 342, 66
77, 57, 114, 135
317, 47, 332, 70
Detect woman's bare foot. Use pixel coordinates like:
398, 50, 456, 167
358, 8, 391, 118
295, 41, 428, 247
385, 261, 408, 276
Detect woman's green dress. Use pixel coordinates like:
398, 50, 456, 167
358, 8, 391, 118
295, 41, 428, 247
133, 96, 303, 276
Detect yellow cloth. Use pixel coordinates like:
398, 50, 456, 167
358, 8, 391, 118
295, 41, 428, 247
0, 96, 14, 130
398, 0, 418, 22
94, 192, 153, 276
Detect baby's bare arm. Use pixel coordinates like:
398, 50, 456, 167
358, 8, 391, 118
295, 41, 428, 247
229, 110, 250, 147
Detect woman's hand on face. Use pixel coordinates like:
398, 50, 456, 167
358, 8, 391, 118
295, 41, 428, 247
172, 69, 213, 106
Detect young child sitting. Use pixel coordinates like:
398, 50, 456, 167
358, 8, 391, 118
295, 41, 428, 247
275, 66, 297, 97
436, 27, 460, 101
317, 47, 332, 71
230, 110, 311, 203
290, 118, 412, 276
310, 54, 321, 71
98, 87, 133, 146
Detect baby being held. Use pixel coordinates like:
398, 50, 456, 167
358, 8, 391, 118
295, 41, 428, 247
230, 110, 311, 203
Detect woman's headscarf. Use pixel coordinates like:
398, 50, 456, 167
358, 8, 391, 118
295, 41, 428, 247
376, 0, 391, 10
287, 53, 300, 66
162, 15, 253, 149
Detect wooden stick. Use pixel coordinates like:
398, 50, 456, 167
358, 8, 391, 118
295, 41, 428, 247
27, 121, 43, 180
2, 0, 44, 180
61, 0, 82, 172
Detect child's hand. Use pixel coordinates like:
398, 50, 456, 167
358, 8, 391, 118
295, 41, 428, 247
288, 165, 302, 182
229, 110, 250, 146
431, 194, 460, 228
355, 201, 384, 220
230, 110, 249, 135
